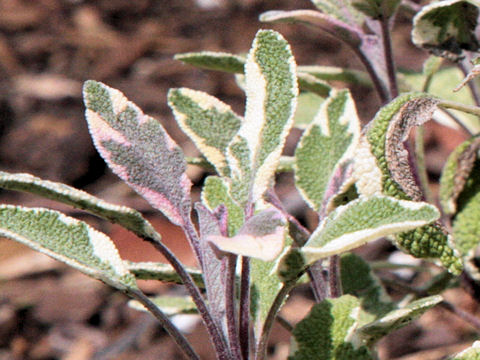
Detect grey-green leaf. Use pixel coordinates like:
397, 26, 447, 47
174, 51, 245, 74
129, 296, 197, 316
0, 205, 136, 290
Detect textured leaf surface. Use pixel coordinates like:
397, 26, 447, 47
0, 171, 156, 238
357, 295, 442, 345
359, 93, 463, 274
0, 205, 136, 290
129, 296, 197, 315
301, 195, 440, 264
207, 207, 287, 261
412, 0, 480, 60
125, 261, 204, 287
298, 65, 371, 87
289, 295, 371, 360
83, 80, 191, 227
295, 89, 360, 212
310, 0, 365, 28
293, 92, 325, 129
175, 51, 245, 73
352, 0, 401, 19
227, 30, 298, 204
451, 341, 480, 360
168, 88, 242, 177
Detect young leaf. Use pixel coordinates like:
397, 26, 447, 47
129, 296, 197, 316
359, 93, 463, 274
301, 195, 440, 265
289, 295, 372, 360
83, 80, 192, 227
0, 205, 136, 290
207, 207, 287, 261
125, 261, 204, 287
175, 51, 246, 73
412, 0, 480, 60
451, 341, 480, 360
168, 88, 242, 177
0, 171, 157, 239
227, 30, 298, 205
295, 89, 360, 212
357, 295, 443, 346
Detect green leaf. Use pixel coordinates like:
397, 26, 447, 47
298, 65, 372, 88
357, 295, 443, 346
310, 0, 366, 28
83, 80, 192, 227
227, 30, 298, 205
297, 72, 332, 97
412, 0, 480, 60
129, 296, 197, 316
450, 341, 480, 360
174, 51, 245, 73
289, 295, 372, 360
340, 253, 394, 325
168, 88, 242, 177
293, 92, 325, 129
359, 93, 463, 274
301, 195, 440, 265
352, 0, 401, 19
295, 89, 360, 212
0, 205, 136, 290
0, 171, 157, 239
125, 261, 204, 287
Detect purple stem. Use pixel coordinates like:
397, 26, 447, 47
328, 255, 342, 298
380, 16, 398, 99
225, 255, 242, 359
239, 256, 251, 360
459, 61, 480, 107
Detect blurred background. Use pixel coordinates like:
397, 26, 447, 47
0, 0, 476, 359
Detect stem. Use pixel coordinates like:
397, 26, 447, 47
352, 46, 389, 103
128, 289, 200, 360
276, 315, 294, 333
145, 233, 231, 360
239, 256, 251, 360
459, 61, 480, 107
328, 255, 342, 298
226, 255, 242, 360
380, 16, 398, 99
440, 301, 480, 333
438, 100, 480, 117
185, 156, 295, 173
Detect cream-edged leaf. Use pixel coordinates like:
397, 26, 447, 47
168, 88, 242, 177
175, 51, 245, 73
0, 205, 136, 290
83, 80, 191, 227
450, 341, 480, 360
0, 171, 157, 239
125, 261, 204, 287
129, 296, 197, 316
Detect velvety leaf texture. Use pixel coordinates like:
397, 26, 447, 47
125, 261, 204, 287
0, 171, 156, 238
295, 89, 360, 212
175, 51, 246, 74
129, 296, 197, 316
168, 88, 242, 177
83, 80, 192, 227
227, 29, 298, 205
289, 295, 371, 360
0, 205, 136, 290
310, 0, 365, 28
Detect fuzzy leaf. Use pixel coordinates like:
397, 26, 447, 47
357, 295, 443, 346
227, 30, 298, 205
297, 72, 332, 97
352, 0, 401, 19
129, 296, 197, 316
451, 341, 480, 360
359, 93, 463, 274
301, 195, 440, 264
83, 80, 191, 227
295, 89, 360, 212
340, 253, 394, 325
175, 51, 245, 73
412, 0, 480, 60
0, 205, 136, 290
310, 0, 366, 28
207, 207, 287, 261
298, 65, 372, 87
289, 295, 372, 360
293, 92, 325, 129
168, 88, 242, 177
125, 261, 204, 287
0, 171, 157, 239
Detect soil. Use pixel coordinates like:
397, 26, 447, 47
0, 1, 477, 359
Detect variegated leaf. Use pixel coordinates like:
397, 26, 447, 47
301, 195, 440, 265
294, 92, 325, 129
298, 65, 371, 87
168, 88, 242, 177
358, 93, 463, 274
129, 296, 197, 316
357, 295, 443, 346
412, 0, 480, 60
451, 341, 480, 360
227, 30, 298, 205
295, 89, 360, 213
0, 205, 136, 290
289, 295, 372, 360
207, 207, 287, 261
175, 51, 246, 74
83, 80, 191, 227
0, 171, 156, 239
351, 0, 401, 19
310, 0, 366, 29
125, 261, 204, 287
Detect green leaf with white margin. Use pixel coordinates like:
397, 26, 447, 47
411, 0, 480, 60
0, 205, 136, 290
0, 171, 157, 239
358, 93, 463, 274
174, 51, 246, 74
125, 261, 204, 287
450, 341, 480, 360
129, 296, 197, 316
295, 89, 360, 212
340, 253, 394, 325
289, 295, 372, 360
294, 92, 325, 129
83, 80, 192, 227
298, 65, 371, 88
227, 30, 298, 205
357, 295, 443, 346
168, 88, 242, 177
301, 195, 440, 265
310, 0, 366, 29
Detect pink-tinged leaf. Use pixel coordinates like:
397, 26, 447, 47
208, 207, 287, 261
83, 81, 192, 227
